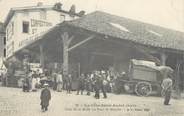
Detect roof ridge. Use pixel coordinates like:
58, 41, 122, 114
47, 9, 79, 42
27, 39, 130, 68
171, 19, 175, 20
85, 10, 184, 34
11, 5, 53, 11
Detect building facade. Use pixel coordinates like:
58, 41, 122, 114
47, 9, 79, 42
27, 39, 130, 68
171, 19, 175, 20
0, 22, 5, 59
4, 2, 83, 59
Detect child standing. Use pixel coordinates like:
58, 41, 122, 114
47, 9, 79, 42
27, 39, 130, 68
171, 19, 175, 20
40, 83, 51, 112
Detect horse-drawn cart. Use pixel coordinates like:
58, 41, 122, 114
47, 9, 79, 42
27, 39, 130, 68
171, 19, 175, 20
120, 59, 173, 96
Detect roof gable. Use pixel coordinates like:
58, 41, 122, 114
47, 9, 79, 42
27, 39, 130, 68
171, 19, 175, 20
4, 5, 53, 27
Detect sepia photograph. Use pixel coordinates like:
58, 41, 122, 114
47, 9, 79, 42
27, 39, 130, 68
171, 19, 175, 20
0, 0, 184, 116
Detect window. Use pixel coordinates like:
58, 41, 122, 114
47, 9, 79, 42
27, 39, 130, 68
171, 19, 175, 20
4, 49, 6, 57
109, 23, 130, 32
148, 30, 162, 37
60, 14, 65, 22
3, 37, 6, 45
22, 21, 29, 33
40, 10, 47, 20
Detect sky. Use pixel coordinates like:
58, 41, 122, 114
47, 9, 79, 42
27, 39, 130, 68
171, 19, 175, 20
0, 0, 184, 32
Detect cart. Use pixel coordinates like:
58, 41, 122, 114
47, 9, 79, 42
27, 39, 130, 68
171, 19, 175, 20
121, 59, 172, 97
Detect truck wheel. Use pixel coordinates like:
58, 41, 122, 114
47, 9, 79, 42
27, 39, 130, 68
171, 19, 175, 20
135, 82, 152, 96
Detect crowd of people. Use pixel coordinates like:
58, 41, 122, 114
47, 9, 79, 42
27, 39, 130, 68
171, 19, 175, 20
40, 72, 173, 112
20, 69, 117, 112
21, 69, 116, 98
52, 70, 115, 99
22, 70, 42, 92
74, 70, 114, 99
1, 68, 173, 112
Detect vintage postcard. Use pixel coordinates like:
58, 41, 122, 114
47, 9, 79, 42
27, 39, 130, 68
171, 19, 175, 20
0, 0, 184, 116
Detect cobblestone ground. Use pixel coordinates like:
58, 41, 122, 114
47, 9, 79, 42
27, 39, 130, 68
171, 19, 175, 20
0, 87, 184, 116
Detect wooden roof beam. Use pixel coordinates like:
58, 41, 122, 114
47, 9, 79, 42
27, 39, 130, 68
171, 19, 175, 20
68, 35, 95, 52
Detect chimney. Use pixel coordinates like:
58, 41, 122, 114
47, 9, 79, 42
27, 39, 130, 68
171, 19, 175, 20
78, 11, 85, 17
53, 2, 62, 11
69, 4, 76, 17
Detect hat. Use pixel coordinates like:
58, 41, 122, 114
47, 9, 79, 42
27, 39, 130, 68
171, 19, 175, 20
121, 71, 126, 75
43, 83, 49, 87
101, 70, 105, 74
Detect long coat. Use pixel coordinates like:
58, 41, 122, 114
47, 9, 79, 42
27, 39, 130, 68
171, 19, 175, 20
77, 76, 85, 90
40, 88, 51, 107
94, 77, 101, 91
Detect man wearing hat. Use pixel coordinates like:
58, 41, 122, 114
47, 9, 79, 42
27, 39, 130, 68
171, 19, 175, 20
161, 71, 173, 105
40, 83, 51, 112
66, 74, 72, 94
76, 73, 85, 95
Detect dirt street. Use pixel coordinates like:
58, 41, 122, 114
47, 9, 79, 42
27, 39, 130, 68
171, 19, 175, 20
0, 87, 183, 116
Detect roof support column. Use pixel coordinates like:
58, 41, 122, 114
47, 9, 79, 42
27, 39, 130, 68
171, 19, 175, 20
160, 52, 168, 66
175, 59, 181, 98
61, 32, 74, 76
39, 44, 44, 70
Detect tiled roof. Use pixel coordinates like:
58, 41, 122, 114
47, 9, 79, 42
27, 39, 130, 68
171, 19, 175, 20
65, 11, 184, 51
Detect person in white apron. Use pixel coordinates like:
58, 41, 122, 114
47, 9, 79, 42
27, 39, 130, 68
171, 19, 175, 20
32, 77, 37, 91
56, 73, 63, 92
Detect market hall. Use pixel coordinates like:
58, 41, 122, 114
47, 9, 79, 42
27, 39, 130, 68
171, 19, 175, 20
10, 11, 184, 93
